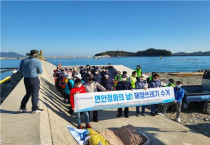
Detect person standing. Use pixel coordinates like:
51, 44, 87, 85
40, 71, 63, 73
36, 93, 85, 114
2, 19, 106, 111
135, 76, 147, 117
147, 72, 156, 83
129, 71, 137, 89
135, 65, 142, 79
148, 73, 161, 116
162, 81, 185, 122
64, 74, 74, 103
116, 75, 132, 118
19, 50, 43, 113
93, 68, 102, 84
84, 75, 107, 122
70, 79, 92, 129
101, 73, 114, 91
165, 78, 176, 87
114, 71, 122, 88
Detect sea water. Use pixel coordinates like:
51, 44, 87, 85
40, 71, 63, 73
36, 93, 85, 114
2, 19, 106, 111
1, 56, 210, 80
0, 59, 21, 80
48, 56, 210, 72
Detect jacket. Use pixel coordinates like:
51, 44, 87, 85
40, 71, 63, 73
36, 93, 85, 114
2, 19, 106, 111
116, 81, 131, 90
93, 74, 102, 84
65, 79, 74, 95
174, 87, 185, 103
101, 78, 114, 91
84, 81, 106, 92
129, 76, 137, 89
135, 69, 142, 77
70, 86, 86, 109
19, 57, 43, 78
135, 80, 146, 89
148, 79, 161, 88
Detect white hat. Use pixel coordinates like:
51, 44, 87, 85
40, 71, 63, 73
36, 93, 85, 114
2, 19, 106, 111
74, 73, 82, 79
65, 74, 72, 79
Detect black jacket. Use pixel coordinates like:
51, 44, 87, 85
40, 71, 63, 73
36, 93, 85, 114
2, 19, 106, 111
101, 78, 114, 91
116, 81, 132, 91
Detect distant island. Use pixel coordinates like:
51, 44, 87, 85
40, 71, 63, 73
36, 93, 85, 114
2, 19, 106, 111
0, 52, 25, 58
1, 49, 210, 59
173, 51, 210, 56
94, 48, 172, 57
94, 48, 210, 57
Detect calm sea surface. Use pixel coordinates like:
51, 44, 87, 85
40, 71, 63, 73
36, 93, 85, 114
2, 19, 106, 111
1, 56, 210, 80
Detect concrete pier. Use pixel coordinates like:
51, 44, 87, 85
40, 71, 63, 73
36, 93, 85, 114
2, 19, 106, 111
1, 61, 210, 145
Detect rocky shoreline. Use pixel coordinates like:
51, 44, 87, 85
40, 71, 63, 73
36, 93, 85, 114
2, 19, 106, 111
144, 72, 210, 138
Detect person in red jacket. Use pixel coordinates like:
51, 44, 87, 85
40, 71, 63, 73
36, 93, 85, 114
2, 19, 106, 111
70, 79, 91, 129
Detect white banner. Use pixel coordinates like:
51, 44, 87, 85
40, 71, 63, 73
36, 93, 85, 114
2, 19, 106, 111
74, 87, 175, 112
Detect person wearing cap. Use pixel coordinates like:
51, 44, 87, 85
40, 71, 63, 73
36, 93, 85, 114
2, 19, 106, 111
165, 78, 176, 87
74, 73, 85, 84
129, 71, 137, 89
86, 65, 91, 70
116, 75, 132, 118
135, 65, 142, 78
64, 73, 74, 103
148, 73, 161, 116
53, 68, 61, 91
114, 71, 122, 88
162, 81, 185, 122
101, 73, 114, 91
19, 50, 43, 113
100, 67, 108, 80
135, 76, 147, 117
123, 71, 127, 78
84, 75, 107, 122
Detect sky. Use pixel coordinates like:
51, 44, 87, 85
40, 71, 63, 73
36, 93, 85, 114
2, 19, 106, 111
1, 1, 210, 56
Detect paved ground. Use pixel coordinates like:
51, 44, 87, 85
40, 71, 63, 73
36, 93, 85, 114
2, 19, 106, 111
1, 61, 210, 145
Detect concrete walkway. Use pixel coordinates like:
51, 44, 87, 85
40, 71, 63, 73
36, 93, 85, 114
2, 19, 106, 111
1, 61, 210, 145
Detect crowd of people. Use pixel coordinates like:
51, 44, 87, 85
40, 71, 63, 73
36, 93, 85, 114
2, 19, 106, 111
53, 64, 185, 129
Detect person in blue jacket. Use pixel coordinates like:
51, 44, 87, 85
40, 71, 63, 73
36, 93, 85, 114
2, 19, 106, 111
162, 81, 185, 122
64, 74, 74, 103
135, 76, 147, 117
148, 73, 161, 116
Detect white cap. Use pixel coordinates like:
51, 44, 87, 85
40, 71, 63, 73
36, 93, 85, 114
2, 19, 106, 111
65, 74, 72, 79
74, 73, 82, 79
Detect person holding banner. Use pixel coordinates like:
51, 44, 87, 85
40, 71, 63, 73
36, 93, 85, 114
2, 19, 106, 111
135, 76, 147, 117
162, 81, 185, 122
148, 73, 161, 116
116, 75, 132, 118
84, 75, 107, 122
101, 73, 114, 91
70, 79, 92, 129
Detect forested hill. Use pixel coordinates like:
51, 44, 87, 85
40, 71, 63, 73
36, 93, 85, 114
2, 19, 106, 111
94, 48, 172, 57
0, 52, 25, 58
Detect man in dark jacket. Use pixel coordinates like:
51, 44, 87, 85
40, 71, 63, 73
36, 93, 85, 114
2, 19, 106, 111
148, 73, 161, 116
93, 68, 102, 84
116, 75, 132, 118
101, 73, 114, 91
